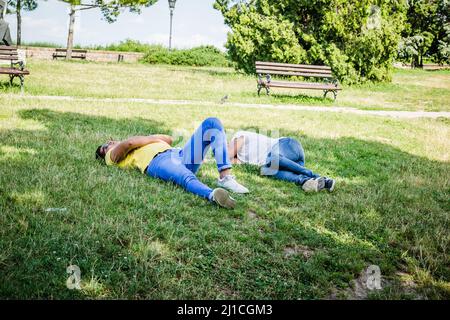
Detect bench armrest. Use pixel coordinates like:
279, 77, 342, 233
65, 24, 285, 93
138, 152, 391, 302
11, 60, 25, 70
324, 77, 339, 86
257, 73, 271, 84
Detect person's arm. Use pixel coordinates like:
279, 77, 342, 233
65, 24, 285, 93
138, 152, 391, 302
110, 135, 172, 163
150, 134, 173, 146
228, 136, 244, 164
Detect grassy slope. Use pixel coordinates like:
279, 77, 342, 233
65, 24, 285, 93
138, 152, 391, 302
0, 88, 449, 299
1, 59, 449, 112
1, 60, 449, 299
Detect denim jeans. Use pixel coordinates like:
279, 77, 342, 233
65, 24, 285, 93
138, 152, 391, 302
146, 117, 232, 200
260, 137, 320, 186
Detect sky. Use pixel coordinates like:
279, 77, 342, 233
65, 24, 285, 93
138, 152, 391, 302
3, 0, 230, 49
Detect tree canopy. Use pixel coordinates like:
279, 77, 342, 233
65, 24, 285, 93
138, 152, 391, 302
215, 0, 448, 83
401, 0, 449, 66
60, 0, 158, 23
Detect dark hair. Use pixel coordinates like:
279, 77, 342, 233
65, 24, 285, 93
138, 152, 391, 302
95, 145, 105, 161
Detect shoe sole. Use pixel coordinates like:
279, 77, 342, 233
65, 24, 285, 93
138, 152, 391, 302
217, 181, 249, 194
302, 179, 319, 192
213, 188, 236, 209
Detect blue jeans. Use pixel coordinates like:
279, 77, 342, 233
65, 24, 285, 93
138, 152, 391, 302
146, 117, 232, 200
260, 137, 320, 186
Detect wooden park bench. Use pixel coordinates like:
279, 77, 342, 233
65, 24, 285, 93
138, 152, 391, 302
0, 45, 30, 91
256, 61, 341, 100
53, 48, 87, 60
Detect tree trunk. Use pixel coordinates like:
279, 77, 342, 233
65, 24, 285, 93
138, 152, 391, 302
66, 5, 76, 59
16, 0, 21, 45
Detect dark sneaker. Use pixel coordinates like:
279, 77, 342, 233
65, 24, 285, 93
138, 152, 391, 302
324, 178, 336, 192
211, 188, 236, 209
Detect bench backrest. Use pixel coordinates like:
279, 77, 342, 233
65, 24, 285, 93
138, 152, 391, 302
55, 48, 87, 54
0, 45, 19, 62
256, 61, 333, 78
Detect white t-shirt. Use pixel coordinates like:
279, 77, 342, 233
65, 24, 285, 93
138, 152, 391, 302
232, 131, 280, 166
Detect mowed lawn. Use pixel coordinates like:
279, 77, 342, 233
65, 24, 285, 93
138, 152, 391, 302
0, 60, 449, 299
1, 59, 449, 111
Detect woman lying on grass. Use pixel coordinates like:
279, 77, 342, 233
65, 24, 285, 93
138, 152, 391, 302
228, 131, 335, 192
95, 117, 249, 209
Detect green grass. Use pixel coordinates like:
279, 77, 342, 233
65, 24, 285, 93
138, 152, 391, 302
0, 60, 449, 299
2, 59, 450, 112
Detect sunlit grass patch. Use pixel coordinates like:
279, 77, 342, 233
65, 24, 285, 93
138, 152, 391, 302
0, 63, 449, 299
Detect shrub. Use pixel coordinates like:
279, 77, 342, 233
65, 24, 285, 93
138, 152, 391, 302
141, 45, 230, 67
215, 0, 406, 84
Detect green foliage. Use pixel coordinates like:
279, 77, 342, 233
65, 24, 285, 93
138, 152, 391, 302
6, 0, 38, 13
401, 0, 450, 65
142, 44, 230, 67
215, 0, 406, 84
399, 32, 435, 67
438, 23, 450, 64
61, 0, 158, 23
90, 39, 152, 52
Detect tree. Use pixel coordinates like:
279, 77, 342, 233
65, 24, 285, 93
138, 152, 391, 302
401, 0, 450, 66
399, 33, 434, 67
59, 0, 158, 59
438, 23, 450, 64
215, 0, 407, 84
6, 0, 38, 45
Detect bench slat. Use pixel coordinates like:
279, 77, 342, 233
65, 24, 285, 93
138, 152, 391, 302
0, 45, 18, 50
256, 65, 333, 75
53, 54, 86, 58
256, 61, 331, 71
257, 69, 333, 78
55, 48, 87, 53
0, 55, 18, 60
265, 80, 341, 90
0, 67, 30, 75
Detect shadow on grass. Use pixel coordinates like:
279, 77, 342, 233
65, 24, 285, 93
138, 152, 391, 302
0, 80, 22, 93
0, 109, 449, 299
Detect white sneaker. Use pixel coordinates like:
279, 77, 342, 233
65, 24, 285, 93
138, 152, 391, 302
217, 175, 249, 194
211, 188, 236, 209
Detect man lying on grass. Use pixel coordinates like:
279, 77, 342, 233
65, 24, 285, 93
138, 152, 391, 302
228, 131, 335, 192
95, 117, 249, 209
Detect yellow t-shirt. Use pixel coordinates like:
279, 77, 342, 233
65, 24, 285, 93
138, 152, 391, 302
105, 142, 171, 173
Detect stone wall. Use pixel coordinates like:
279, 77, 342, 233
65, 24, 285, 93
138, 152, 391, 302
21, 46, 145, 63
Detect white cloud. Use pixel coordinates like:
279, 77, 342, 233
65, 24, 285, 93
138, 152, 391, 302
20, 16, 67, 43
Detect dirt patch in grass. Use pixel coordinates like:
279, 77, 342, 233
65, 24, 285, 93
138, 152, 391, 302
247, 210, 258, 220
283, 245, 314, 260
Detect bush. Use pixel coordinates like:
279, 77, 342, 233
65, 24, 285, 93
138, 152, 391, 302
215, 0, 406, 84
142, 45, 230, 67
84, 39, 231, 67
89, 39, 153, 53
